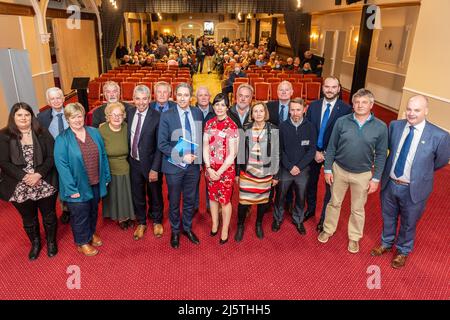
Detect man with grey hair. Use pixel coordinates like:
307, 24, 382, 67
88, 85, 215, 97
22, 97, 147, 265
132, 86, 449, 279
92, 81, 133, 128
37, 87, 70, 224
150, 81, 177, 113
127, 85, 163, 241
318, 89, 388, 254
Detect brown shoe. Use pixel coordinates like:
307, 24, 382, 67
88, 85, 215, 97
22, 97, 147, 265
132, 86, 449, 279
348, 240, 359, 254
133, 224, 147, 240
77, 244, 99, 256
391, 254, 407, 269
153, 223, 164, 238
370, 245, 391, 256
91, 233, 103, 247
317, 231, 331, 243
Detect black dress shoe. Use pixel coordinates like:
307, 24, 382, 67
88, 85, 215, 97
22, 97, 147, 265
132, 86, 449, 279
183, 231, 200, 245
235, 225, 244, 242
295, 223, 306, 235
219, 237, 228, 245
316, 223, 324, 232
170, 233, 179, 249
271, 220, 281, 232
60, 211, 70, 224
119, 221, 128, 230
210, 230, 218, 237
303, 211, 315, 222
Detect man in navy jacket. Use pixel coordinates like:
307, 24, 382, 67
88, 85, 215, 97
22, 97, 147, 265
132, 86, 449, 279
273, 98, 317, 235
305, 77, 352, 231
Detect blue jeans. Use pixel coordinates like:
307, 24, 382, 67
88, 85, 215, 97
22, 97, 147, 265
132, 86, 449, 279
67, 184, 100, 245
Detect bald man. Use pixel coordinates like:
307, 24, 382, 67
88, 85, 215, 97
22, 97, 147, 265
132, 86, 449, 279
371, 95, 450, 269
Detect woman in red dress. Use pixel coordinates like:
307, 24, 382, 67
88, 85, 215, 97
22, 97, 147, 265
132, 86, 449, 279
203, 93, 239, 244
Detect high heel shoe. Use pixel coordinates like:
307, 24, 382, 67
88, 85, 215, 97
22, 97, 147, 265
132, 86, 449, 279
219, 237, 228, 245
210, 230, 218, 237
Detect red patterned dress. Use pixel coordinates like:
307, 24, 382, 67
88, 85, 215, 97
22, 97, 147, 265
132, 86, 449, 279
204, 116, 238, 205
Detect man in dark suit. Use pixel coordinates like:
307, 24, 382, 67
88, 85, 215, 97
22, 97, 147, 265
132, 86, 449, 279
149, 81, 177, 113
127, 85, 163, 241
371, 95, 450, 269
305, 77, 352, 231
194, 86, 216, 214
37, 87, 70, 224
267, 81, 293, 126
92, 81, 133, 128
158, 83, 204, 249
221, 63, 247, 98
267, 81, 294, 211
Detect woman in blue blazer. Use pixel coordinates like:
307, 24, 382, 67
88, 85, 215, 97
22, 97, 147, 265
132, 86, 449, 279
54, 103, 110, 257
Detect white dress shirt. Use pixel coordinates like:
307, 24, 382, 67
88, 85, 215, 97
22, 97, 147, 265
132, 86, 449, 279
390, 120, 426, 182
130, 107, 149, 161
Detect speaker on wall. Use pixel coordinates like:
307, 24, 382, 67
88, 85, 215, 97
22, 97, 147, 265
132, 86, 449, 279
230, 13, 236, 20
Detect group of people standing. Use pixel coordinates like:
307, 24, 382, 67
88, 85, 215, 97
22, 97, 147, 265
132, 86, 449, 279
0, 77, 448, 270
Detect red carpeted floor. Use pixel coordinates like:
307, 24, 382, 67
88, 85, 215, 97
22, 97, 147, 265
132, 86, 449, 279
1, 105, 448, 300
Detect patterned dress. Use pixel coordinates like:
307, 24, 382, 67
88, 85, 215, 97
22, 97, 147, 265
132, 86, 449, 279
239, 125, 273, 205
204, 116, 238, 205
9, 144, 56, 203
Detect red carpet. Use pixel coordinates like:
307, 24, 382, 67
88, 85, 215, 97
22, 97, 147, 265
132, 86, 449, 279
1, 106, 448, 300
0, 164, 449, 300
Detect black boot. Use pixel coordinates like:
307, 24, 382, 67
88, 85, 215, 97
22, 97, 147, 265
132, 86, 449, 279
24, 226, 41, 261
256, 223, 264, 239
234, 224, 244, 242
44, 222, 58, 257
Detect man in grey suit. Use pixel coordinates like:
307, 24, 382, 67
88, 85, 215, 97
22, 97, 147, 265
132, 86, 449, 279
371, 95, 450, 269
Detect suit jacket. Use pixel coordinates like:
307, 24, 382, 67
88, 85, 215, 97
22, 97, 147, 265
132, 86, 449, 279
194, 104, 216, 128
227, 105, 251, 129
36, 108, 54, 129
92, 102, 133, 128
149, 100, 177, 113
381, 120, 450, 203
306, 98, 352, 151
267, 100, 290, 126
54, 127, 111, 202
158, 105, 203, 175
127, 107, 162, 177
0, 129, 58, 201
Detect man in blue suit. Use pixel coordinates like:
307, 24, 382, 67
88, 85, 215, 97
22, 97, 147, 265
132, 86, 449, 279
158, 83, 203, 249
371, 95, 450, 269
305, 77, 352, 231
127, 85, 163, 241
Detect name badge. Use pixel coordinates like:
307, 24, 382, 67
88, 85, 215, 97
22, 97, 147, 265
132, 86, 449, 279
219, 131, 227, 138
301, 140, 310, 146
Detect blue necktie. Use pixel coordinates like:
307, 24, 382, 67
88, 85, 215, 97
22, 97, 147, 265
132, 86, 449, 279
57, 113, 64, 135
394, 126, 415, 178
184, 111, 194, 155
317, 103, 331, 149
279, 104, 286, 122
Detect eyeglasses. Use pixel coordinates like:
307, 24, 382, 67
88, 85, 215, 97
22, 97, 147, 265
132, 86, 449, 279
110, 113, 124, 118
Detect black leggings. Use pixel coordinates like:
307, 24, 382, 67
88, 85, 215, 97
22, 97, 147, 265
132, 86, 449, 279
12, 193, 58, 229
237, 203, 269, 226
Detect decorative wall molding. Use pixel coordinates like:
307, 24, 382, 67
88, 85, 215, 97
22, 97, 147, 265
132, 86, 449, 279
402, 87, 450, 104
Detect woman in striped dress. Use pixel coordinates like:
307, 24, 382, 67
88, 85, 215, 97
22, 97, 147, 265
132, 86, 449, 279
235, 102, 279, 242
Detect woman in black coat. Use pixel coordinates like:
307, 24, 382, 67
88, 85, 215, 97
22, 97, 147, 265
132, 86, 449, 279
0, 103, 58, 260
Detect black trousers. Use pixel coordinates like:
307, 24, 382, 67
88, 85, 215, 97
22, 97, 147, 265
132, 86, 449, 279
12, 193, 58, 230
305, 160, 331, 223
237, 203, 270, 226
130, 158, 163, 225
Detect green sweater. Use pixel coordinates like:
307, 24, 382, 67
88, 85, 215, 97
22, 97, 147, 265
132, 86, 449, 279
98, 123, 129, 176
324, 113, 388, 180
